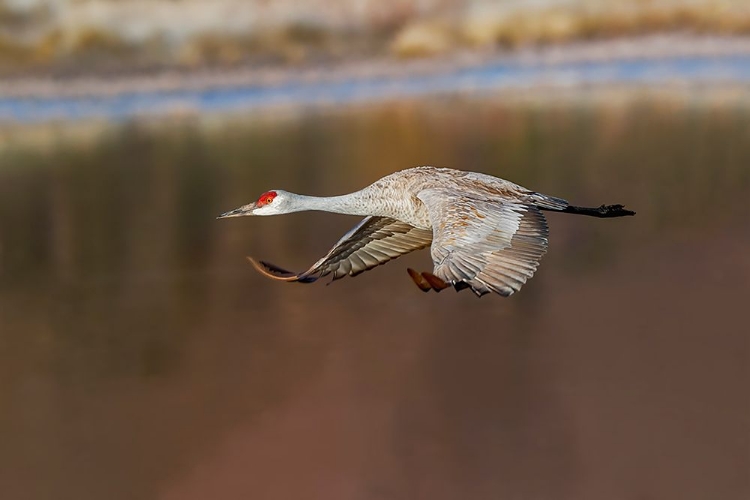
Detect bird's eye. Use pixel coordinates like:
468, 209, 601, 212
257, 191, 277, 206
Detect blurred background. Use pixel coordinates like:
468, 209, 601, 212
1, 1, 749, 500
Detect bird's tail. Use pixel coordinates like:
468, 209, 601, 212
527, 192, 569, 210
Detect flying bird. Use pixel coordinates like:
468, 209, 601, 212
218, 166, 634, 297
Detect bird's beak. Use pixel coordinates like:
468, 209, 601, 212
217, 203, 256, 219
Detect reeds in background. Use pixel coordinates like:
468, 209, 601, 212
2, 0, 750, 74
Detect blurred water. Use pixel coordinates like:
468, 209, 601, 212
0, 98, 749, 500
3, 54, 750, 122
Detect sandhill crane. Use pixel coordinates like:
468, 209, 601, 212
218, 166, 634, 297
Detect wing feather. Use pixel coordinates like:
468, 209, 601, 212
249, 216, 433, 283
418, 188, 549, 297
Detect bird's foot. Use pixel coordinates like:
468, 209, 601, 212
598, 204, 636, 217
407, 268, 450, 293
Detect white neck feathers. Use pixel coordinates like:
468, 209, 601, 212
286, 190, 374, 217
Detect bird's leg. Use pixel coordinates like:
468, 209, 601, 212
561, 204, 636, 218
407, 268, 450, 292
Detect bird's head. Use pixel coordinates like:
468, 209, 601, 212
217, 190, 291, 218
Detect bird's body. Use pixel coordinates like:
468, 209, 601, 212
219, 166, 634, 297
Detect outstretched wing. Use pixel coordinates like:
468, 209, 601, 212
417, 188, 549, 297
249, 216, 433, 283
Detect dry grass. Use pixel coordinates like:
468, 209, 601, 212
411, 2, 750, 55
1, 0, 750, 73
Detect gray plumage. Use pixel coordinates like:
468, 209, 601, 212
219, 166, 635, 297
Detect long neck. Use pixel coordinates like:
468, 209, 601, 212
288, 190, 375, 217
